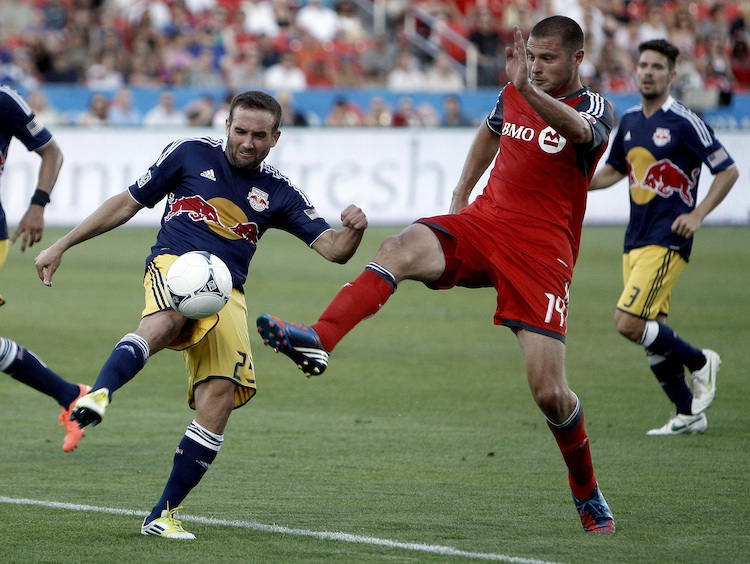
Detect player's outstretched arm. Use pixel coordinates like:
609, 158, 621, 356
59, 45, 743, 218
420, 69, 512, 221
35, 190, 144, 286
589, 164, 626, 191
312, 204, 367, 264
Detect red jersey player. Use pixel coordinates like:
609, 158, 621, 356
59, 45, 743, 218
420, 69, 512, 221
258, 16, 617, 533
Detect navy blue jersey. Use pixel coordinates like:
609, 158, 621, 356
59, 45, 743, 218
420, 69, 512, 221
128, 136, 332, 288
606, 96, 734, 260
0, 85, 54, 239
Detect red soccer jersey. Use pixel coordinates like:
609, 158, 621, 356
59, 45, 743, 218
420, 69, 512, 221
484, 84, 614, 267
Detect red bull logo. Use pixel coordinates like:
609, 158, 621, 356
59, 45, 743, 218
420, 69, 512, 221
164, 194, 261, 245
228, 221, 260, 244
639, 159, 698, 206
165, 194, 222, 224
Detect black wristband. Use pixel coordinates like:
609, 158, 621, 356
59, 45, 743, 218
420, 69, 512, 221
30, 189, 51, 207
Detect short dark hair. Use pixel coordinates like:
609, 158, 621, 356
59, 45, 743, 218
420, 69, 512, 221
638, 39, 680, 70
228, 91, 283, 131
531, 16, 584, 53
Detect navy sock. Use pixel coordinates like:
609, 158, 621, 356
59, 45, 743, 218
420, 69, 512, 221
93, 334, 149, 399
640, 321, 704, 372
146, 421, 223, 524
648, 353, 693, 414
0, 338, 80, 407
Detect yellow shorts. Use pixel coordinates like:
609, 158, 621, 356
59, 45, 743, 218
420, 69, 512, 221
617, 245, 687, 320
0, 238, 8, 271
143, 254, 256, 410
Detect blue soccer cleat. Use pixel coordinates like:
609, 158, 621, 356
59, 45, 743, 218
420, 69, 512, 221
257, 314, 329, 376
573, 483, 616, 533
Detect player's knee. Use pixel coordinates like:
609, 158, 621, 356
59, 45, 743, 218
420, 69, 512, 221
530, 382, 568, 416
614, 313, 643, 342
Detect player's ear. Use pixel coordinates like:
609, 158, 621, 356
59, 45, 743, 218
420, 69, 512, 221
272, 129, 281, 146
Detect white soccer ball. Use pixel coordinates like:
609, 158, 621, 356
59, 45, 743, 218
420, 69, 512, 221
165, 251, 232, 319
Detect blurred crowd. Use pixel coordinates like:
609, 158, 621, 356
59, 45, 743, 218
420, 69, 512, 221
1, 0, 749, 127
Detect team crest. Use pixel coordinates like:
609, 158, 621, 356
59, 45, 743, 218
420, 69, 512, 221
247, 187, 269, 212
652, 127, 671, 147
137, 170, 152, 188
538, 126, 566, 154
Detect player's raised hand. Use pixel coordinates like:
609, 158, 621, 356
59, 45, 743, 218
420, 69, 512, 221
340, 204, 368, 231
34, 245, 62, 286
505, 26, 530, 90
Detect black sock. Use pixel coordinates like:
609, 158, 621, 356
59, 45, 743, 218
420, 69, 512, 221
0, 338, 80, 407
145, 421, 223, 524
648, 353, 693, 414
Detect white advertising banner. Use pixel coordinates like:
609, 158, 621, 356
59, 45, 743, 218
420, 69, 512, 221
3, 128, 748, 227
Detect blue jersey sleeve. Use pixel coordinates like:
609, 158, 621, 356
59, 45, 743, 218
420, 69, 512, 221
0, 86, 53, 153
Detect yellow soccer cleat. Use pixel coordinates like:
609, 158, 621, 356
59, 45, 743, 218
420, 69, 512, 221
141, 505, 196, 540
70, 388, 110, 428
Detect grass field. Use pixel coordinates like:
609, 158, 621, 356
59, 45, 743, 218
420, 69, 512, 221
1, 225, 749, 563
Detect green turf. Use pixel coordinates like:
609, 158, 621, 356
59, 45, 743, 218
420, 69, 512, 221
1, 225, 749, 563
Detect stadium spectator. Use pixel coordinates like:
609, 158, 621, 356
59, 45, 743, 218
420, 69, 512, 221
390, 95, 422, 126
295, 0, 341, 43
278, 91, 310, 126
590, 39, 737, 436
335, 0, 367, 42
324, 96, 365, 126
332, 54, 366, 88
423, 51, 465, 92
364, 96, 392, 126
34, 89, 368, 540
730, 37, 750, 89
639, 5, 670, 43
468, 8, 505, 87
256, 16, 617, 535
264, 51, 308, 92
386, 50, 427, 91
241, 0, 280, 38
142, 90, 189, 126
441, 93, 473, 126
185, 93, 217, 126
360, 33, 398, 86
222, 44, 266, 92
27, 89, 65, 126
77, 92, 111, 127
108, 87, 143, 126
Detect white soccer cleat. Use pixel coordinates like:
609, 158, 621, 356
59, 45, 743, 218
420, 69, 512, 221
141, 505, 195, 540
691, 349, 720, 414
646, 412, 707, 436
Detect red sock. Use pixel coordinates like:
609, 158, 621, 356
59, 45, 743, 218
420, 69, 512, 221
312, 269, 394, 352
548, 412, 597, 501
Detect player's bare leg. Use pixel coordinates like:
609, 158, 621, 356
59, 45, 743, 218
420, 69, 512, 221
518, 330, 615, 533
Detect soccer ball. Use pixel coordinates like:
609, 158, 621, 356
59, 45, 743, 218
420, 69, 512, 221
165, 251, 232, 319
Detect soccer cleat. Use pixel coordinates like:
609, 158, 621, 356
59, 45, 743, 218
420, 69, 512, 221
256, 313, 329, 376
646, 412, 707, 436
691, 349, 720, 415
59, 384, 91, 452
70, 387, 110, 428
573, 484, 616, 533
141, 505, 196, 540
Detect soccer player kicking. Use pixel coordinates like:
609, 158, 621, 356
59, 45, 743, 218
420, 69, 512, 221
35, 91, 367, 539
589, 39, 738, 435
258, 16, 616, 533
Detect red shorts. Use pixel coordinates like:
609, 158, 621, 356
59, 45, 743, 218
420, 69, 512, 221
417, 199, 573, 342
